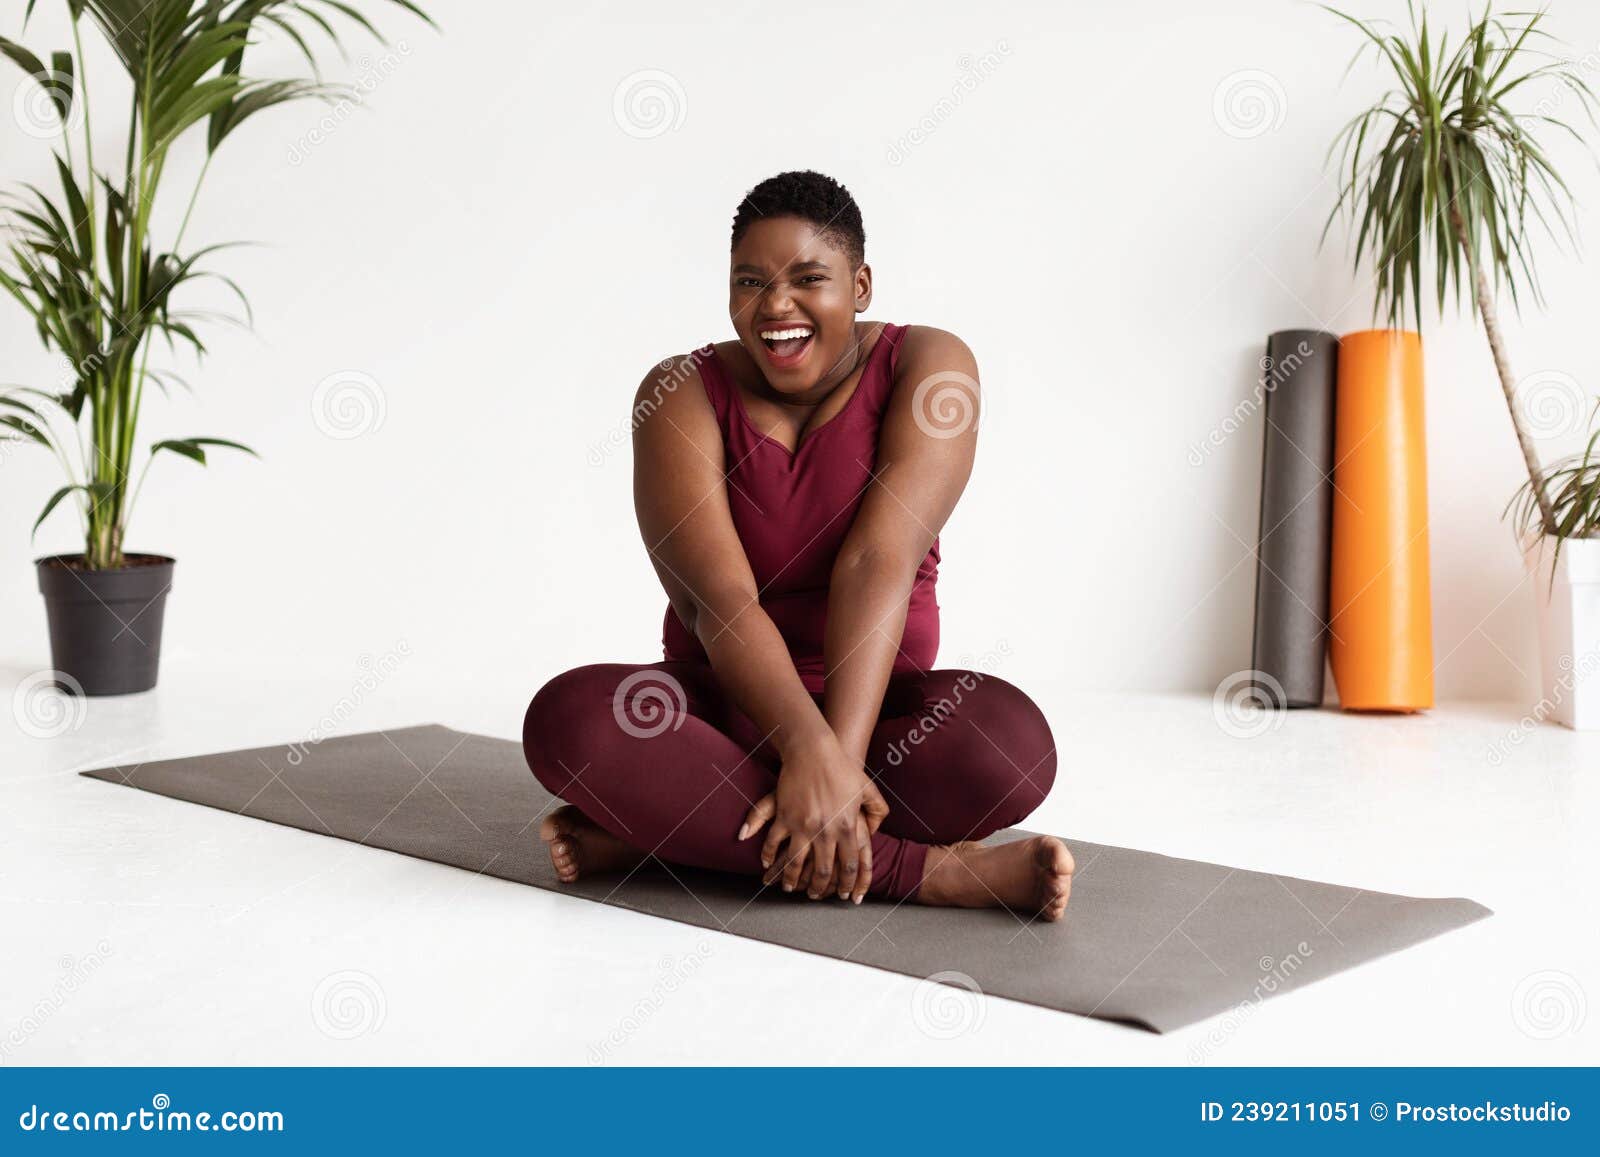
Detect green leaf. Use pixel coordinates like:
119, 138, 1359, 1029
0, 393, 49, 424
0, 36, 49, 87
311, 0, 385, 44
1, 413, 53, 449
149, 75, 248, 153
183, 436, 259, 457
150, 436, 259, 467
0, 35, 76, 127
53, 154, 94, 267
153, 22, 251, 113
33, 486, 77, 537
150, 438, 207, 465
208, 78, 334, 153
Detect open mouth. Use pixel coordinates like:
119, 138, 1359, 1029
757, 325, 815, 366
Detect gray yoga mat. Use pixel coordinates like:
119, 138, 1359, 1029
1252, 329, 1339, 708
81, 724, 1489, 1033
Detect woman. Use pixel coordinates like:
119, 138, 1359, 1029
523, 171, 1072, 918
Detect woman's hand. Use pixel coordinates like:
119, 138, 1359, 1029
738, 736, 888, 904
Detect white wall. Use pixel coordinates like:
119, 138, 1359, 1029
4, 0, 1599, 706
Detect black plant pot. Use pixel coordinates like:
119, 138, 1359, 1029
36, 554, 175, 696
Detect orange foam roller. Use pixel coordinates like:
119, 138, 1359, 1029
1328, 329, 1434, 711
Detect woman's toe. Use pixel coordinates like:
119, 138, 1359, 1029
1045, 876, 1071, 917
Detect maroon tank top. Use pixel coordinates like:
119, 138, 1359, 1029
661, 322, 940, 691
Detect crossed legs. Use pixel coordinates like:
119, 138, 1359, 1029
522, 661, 1067, 909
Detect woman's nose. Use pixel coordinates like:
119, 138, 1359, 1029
761, 283, 794, 312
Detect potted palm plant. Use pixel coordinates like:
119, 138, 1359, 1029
1508, 414, 1600, 726
1324, 1, 1599, 725
1, 0, 430, 695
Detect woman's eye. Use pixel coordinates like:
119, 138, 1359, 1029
735, 278, 764, 289
796, 275, 824, 285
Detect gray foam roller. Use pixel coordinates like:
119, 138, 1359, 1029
1251, 330, 1339, 708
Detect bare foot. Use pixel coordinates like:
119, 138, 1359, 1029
539, 804, 646, 883
915, 836, 1074, 921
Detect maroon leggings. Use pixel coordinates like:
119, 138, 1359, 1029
521, 662, 1056, 899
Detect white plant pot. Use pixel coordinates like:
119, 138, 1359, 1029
1524, 535, 1600, 730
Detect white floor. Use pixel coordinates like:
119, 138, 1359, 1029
1, 653, 1594, 1067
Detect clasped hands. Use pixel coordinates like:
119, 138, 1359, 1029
737, 732, 888, 904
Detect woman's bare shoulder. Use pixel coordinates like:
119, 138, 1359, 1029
891, 326, 979, 392
895, 325, 975, 366
632, 351, 707, 412
629, 352, 720, 463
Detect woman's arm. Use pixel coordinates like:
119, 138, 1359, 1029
632, 358, 885, 901
822, 327, 980, 767
633, 359, 823, 752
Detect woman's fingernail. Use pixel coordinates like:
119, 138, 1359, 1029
738, 823, 749, 840
782, 883, 793, 893
853, 894, 863, 904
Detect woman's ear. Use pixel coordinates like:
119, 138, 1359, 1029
854, 262, 873, 313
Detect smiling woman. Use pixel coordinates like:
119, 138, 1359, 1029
521, 171, 1072, 918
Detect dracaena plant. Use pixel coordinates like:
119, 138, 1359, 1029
0, 0, 430, 569
1323, 1, 1596, 539
1507, 403, 1600, 554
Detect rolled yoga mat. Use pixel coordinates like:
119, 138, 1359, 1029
1251, 330, 1339, 707
1329, 329, 1434, 711
81, 725, 1489, 1033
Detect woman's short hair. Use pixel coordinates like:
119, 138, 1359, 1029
731, 171, 865, 267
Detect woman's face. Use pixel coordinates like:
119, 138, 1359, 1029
729, 215, 871, 396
